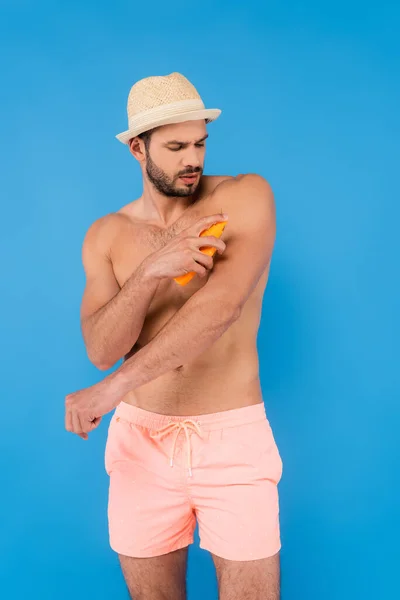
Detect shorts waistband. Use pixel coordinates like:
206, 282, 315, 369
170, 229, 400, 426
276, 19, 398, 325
114, 400, 268, 432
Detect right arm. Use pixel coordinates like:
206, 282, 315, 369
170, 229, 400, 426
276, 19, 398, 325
80, 212, 227, 371
80, 216, 160, 371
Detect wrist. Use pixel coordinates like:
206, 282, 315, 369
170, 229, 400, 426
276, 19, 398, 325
140, 256, 162, 284
140, 254, 165, 285
106, 365, 134, 403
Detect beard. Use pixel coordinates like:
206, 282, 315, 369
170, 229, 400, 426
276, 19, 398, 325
145, 150, 203, 197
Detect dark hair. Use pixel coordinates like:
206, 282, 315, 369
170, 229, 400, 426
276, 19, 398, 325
135, 129, 154, 152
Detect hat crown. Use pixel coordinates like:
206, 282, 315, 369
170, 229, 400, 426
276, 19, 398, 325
127, 72, 203, 119
115, 72, 221, 144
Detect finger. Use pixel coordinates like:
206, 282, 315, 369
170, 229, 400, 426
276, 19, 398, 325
71, 410, 83, 435
192, 250, 214, 269
65, 403, 73, 432
193, 236, 226, 254
82, 415, 102, 434
88, 416, 102, 431
192, 263, 208, 278
193, 214, 228, 234
185, 256, 207, 278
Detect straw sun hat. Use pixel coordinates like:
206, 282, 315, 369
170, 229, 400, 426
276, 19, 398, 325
115, 72, 222, 145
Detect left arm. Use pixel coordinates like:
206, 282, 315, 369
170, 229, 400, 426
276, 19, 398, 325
108, 173, 276, 398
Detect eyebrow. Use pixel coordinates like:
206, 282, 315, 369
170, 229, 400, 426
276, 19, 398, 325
164, 134, 209, 146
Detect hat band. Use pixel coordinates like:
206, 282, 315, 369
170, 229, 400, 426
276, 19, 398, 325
128, 99, 205, 129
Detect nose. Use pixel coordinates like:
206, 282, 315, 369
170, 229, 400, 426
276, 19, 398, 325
182, 145, 203, 170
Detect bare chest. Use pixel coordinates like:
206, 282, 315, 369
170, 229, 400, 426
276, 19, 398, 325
110, 202, 226, 347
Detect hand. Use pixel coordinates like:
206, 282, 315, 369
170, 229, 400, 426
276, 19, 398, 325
65, 378, 119, 440
143, 214, 228, 281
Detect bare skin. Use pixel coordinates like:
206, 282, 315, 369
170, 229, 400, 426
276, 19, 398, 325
79, 120, 279, 599
118, 548, 189, 600
212, 552, 280, 600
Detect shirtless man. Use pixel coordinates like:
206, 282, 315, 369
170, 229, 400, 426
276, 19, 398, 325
65, 73, 283, 599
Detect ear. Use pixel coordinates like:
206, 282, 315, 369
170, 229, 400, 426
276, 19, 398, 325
128, 137, 146, 162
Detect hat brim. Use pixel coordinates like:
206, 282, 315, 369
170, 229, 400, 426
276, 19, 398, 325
115, 108, 221, 145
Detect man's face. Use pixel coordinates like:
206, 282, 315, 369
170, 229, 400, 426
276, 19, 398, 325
142, 121, 207, 197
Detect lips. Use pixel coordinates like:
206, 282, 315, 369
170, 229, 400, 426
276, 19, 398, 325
180, 174, 199, 183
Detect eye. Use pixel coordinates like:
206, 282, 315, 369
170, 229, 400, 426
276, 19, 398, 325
168, 143, 205, 152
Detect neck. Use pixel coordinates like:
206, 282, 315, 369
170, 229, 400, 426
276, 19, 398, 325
140, 176, 204, 226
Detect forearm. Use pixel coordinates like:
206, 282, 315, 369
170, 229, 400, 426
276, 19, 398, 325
83, 260, 160, 370
108, 294, 239, 397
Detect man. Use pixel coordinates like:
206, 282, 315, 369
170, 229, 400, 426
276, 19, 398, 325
65, 72, 283, 599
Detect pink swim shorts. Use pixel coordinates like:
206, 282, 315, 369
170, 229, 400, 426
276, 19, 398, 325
104, 401, 283, 561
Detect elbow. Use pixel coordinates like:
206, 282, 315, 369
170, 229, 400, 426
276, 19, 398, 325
220, 298, 242, 324
86, 349, 114, 371
81, 323, 116, 370
91, 356, 113, 371
95, 361, 113, 371
229, 303, 242, 323
200, 294, 241, 324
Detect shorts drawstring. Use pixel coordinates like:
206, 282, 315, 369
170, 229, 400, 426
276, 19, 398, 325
150, 420, 203, 477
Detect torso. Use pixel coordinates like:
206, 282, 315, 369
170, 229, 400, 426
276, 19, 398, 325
108, 174, 271, 416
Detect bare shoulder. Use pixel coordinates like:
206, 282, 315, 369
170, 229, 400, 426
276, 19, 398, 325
82, 212, 128, 259
204, 174, 235, 191
211, 173, 275, 217
215, 172, 272, 192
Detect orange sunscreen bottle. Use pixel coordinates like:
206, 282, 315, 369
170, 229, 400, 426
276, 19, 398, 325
174, 218, 228, 286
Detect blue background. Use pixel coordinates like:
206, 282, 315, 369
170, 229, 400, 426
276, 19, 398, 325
1, 0, 399, 598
